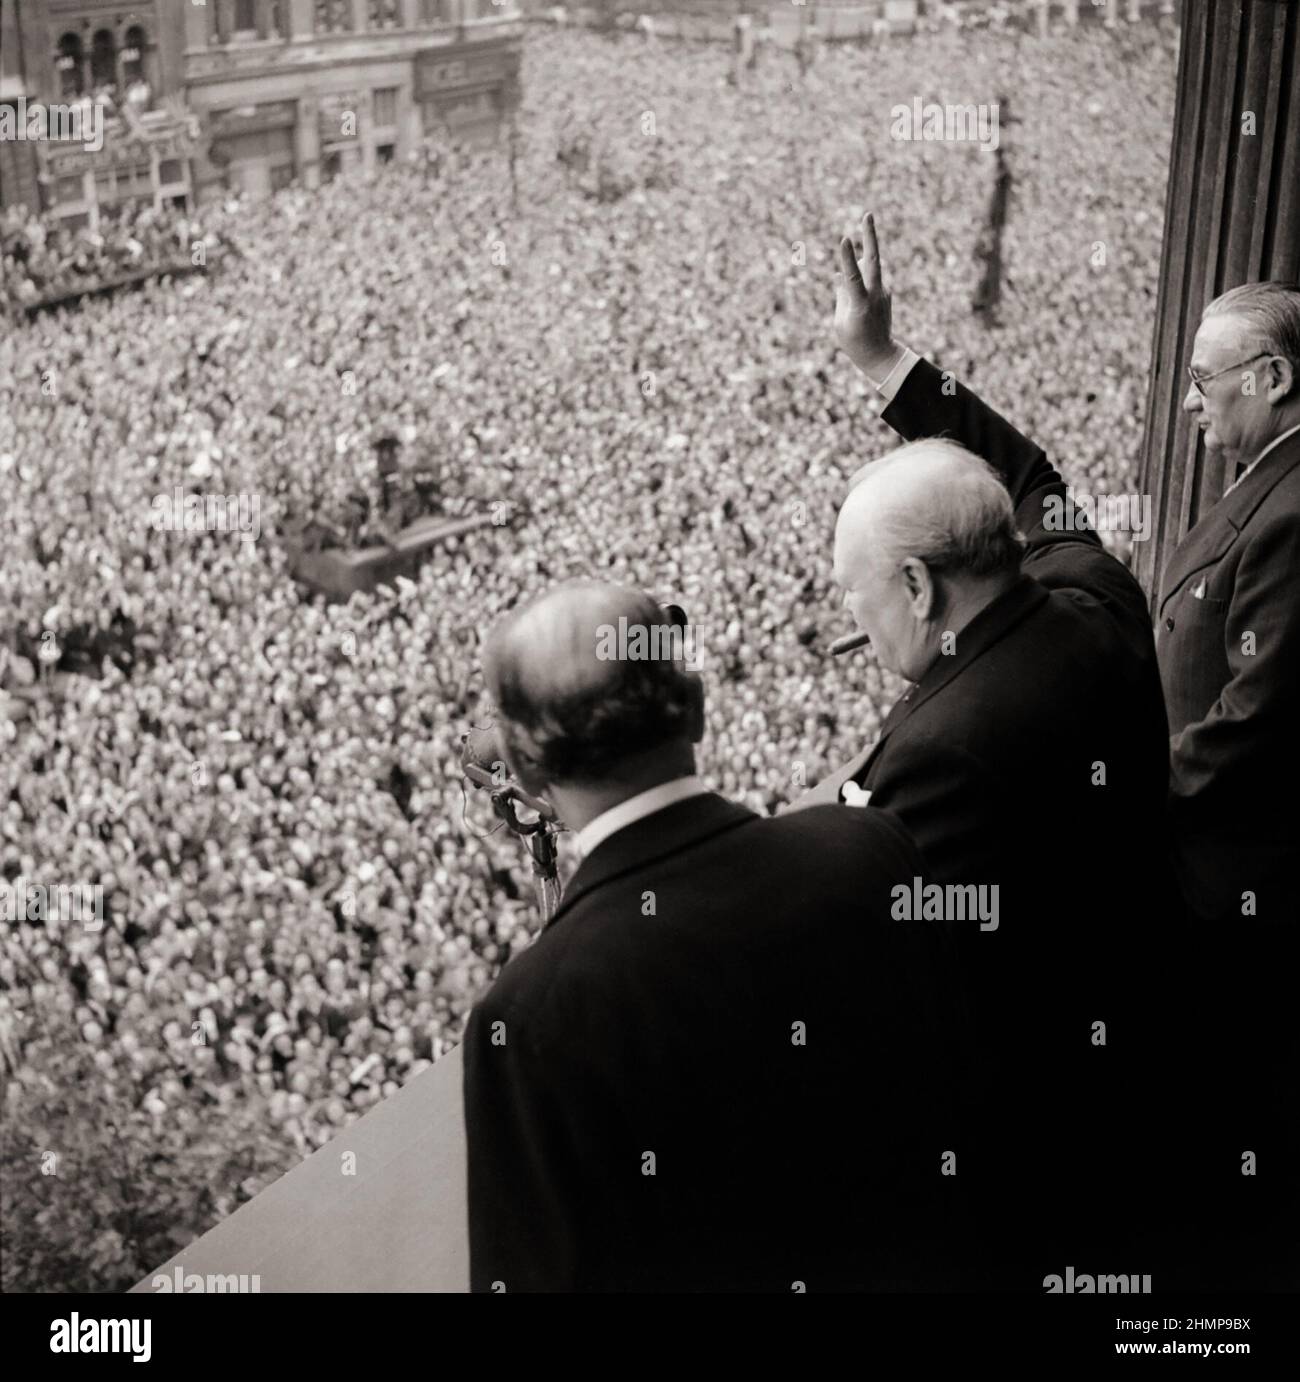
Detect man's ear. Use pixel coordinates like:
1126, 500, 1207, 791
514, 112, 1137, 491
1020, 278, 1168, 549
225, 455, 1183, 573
900, 557, 936, 621
1264, 354, 1297, 405
497, 726, 549, 800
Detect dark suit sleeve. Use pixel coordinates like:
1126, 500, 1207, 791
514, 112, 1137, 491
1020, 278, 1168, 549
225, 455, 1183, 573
462, 991, 621, 1292
880, 359, 1148, 627
1169, 510, 1300, 827
866, 738, 996, 888
463, 997, 574, 1292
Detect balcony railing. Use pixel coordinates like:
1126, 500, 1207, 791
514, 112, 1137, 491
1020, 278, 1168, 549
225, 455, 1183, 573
131, 1045, 468, 1293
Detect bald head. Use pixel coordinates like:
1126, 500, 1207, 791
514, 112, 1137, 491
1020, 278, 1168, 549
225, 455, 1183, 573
836, 439, 1024, 587
485, 580, 703, 788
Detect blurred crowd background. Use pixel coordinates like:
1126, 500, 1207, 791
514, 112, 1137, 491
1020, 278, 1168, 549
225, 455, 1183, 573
0, 24, 1175, 1289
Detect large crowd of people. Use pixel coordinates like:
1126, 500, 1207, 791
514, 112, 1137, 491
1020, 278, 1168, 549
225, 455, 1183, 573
0, 201, 212, 315
0, 24, 1176, 1274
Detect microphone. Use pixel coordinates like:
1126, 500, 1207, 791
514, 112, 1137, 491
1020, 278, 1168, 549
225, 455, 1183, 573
460, 724, 557, 821
830, 630, 872, 657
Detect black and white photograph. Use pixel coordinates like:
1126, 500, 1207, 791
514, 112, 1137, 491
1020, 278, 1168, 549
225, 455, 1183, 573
0, 0, 1296, 1356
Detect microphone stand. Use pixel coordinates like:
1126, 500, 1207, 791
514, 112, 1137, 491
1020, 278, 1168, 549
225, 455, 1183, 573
462, 747, 563, 925
487, 790, 561, 924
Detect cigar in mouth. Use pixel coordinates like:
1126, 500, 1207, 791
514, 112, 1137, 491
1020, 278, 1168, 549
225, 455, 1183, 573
830, 630, 872, 657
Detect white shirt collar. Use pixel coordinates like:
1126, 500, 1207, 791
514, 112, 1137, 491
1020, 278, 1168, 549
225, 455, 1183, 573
1226, 420, 1300, 495
573, 775, 709, 860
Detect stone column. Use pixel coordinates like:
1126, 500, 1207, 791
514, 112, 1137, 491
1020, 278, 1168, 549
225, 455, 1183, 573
405, 86, 424, 152
185, 0, 213, 49
288, 0, 316, 39
1135, 0, 1300, 601
297, 96, 321, 188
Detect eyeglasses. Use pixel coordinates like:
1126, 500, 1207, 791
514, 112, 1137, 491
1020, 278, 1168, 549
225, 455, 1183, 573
1186, 353, 1271, 397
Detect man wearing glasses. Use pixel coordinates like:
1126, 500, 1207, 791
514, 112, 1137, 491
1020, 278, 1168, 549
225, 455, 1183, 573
1161, 286, 1300, 1289
1167, 285, 1300, 928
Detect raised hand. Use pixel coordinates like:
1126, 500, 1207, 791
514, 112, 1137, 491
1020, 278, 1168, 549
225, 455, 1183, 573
834, 211, 898, 379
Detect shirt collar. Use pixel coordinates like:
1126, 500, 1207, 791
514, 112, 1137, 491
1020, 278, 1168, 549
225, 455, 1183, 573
1226, 420, 1300, 495
573, 775, 709, 860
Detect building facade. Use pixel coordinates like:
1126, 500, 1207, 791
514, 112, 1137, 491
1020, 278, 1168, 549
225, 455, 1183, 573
0, 0, 523, 225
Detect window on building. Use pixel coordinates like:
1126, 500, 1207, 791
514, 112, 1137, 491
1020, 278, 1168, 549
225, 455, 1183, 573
160, 159, 184, 185
368, 0, 401, 28
376, 143, 395, 165
315, 1, 354, 32
420, 0, 448, 22
56, 34, 85, 99
420, 100, 444, 138
90, 30, 116, 92
122, 26, 147, 83
113, 166, 140, 198
373, 88, 398, 128
235, 0, 257, 31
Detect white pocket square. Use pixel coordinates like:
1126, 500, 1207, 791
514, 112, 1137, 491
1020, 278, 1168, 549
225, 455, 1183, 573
840, 782, 872, 807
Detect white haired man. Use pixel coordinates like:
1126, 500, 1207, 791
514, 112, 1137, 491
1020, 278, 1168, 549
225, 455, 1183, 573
800, 214, 1173, 1289
822, 214, 1298, 1286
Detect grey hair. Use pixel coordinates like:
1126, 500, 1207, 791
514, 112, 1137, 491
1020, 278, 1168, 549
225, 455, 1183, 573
849, 438, 1027, 578
1203, 281, 1300, 370
486, 584, 698, 785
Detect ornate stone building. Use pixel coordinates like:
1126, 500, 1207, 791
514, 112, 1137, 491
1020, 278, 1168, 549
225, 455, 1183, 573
0, 0, 522, 224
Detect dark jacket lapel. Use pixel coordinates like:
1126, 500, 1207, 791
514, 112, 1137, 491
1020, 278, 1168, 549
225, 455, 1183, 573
798, 577, 1049, 805
545, 793, 756, 932
868, 574, 1048, 756
1158, 431, 1300, 613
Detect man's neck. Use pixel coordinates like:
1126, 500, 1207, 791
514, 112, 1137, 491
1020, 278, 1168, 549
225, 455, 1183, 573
911, 571, 1022, 684
1232, 414, 1300, 471
944, 571, 1022, 642
1253, 415, 1300, 465
552, 758, 698, 837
